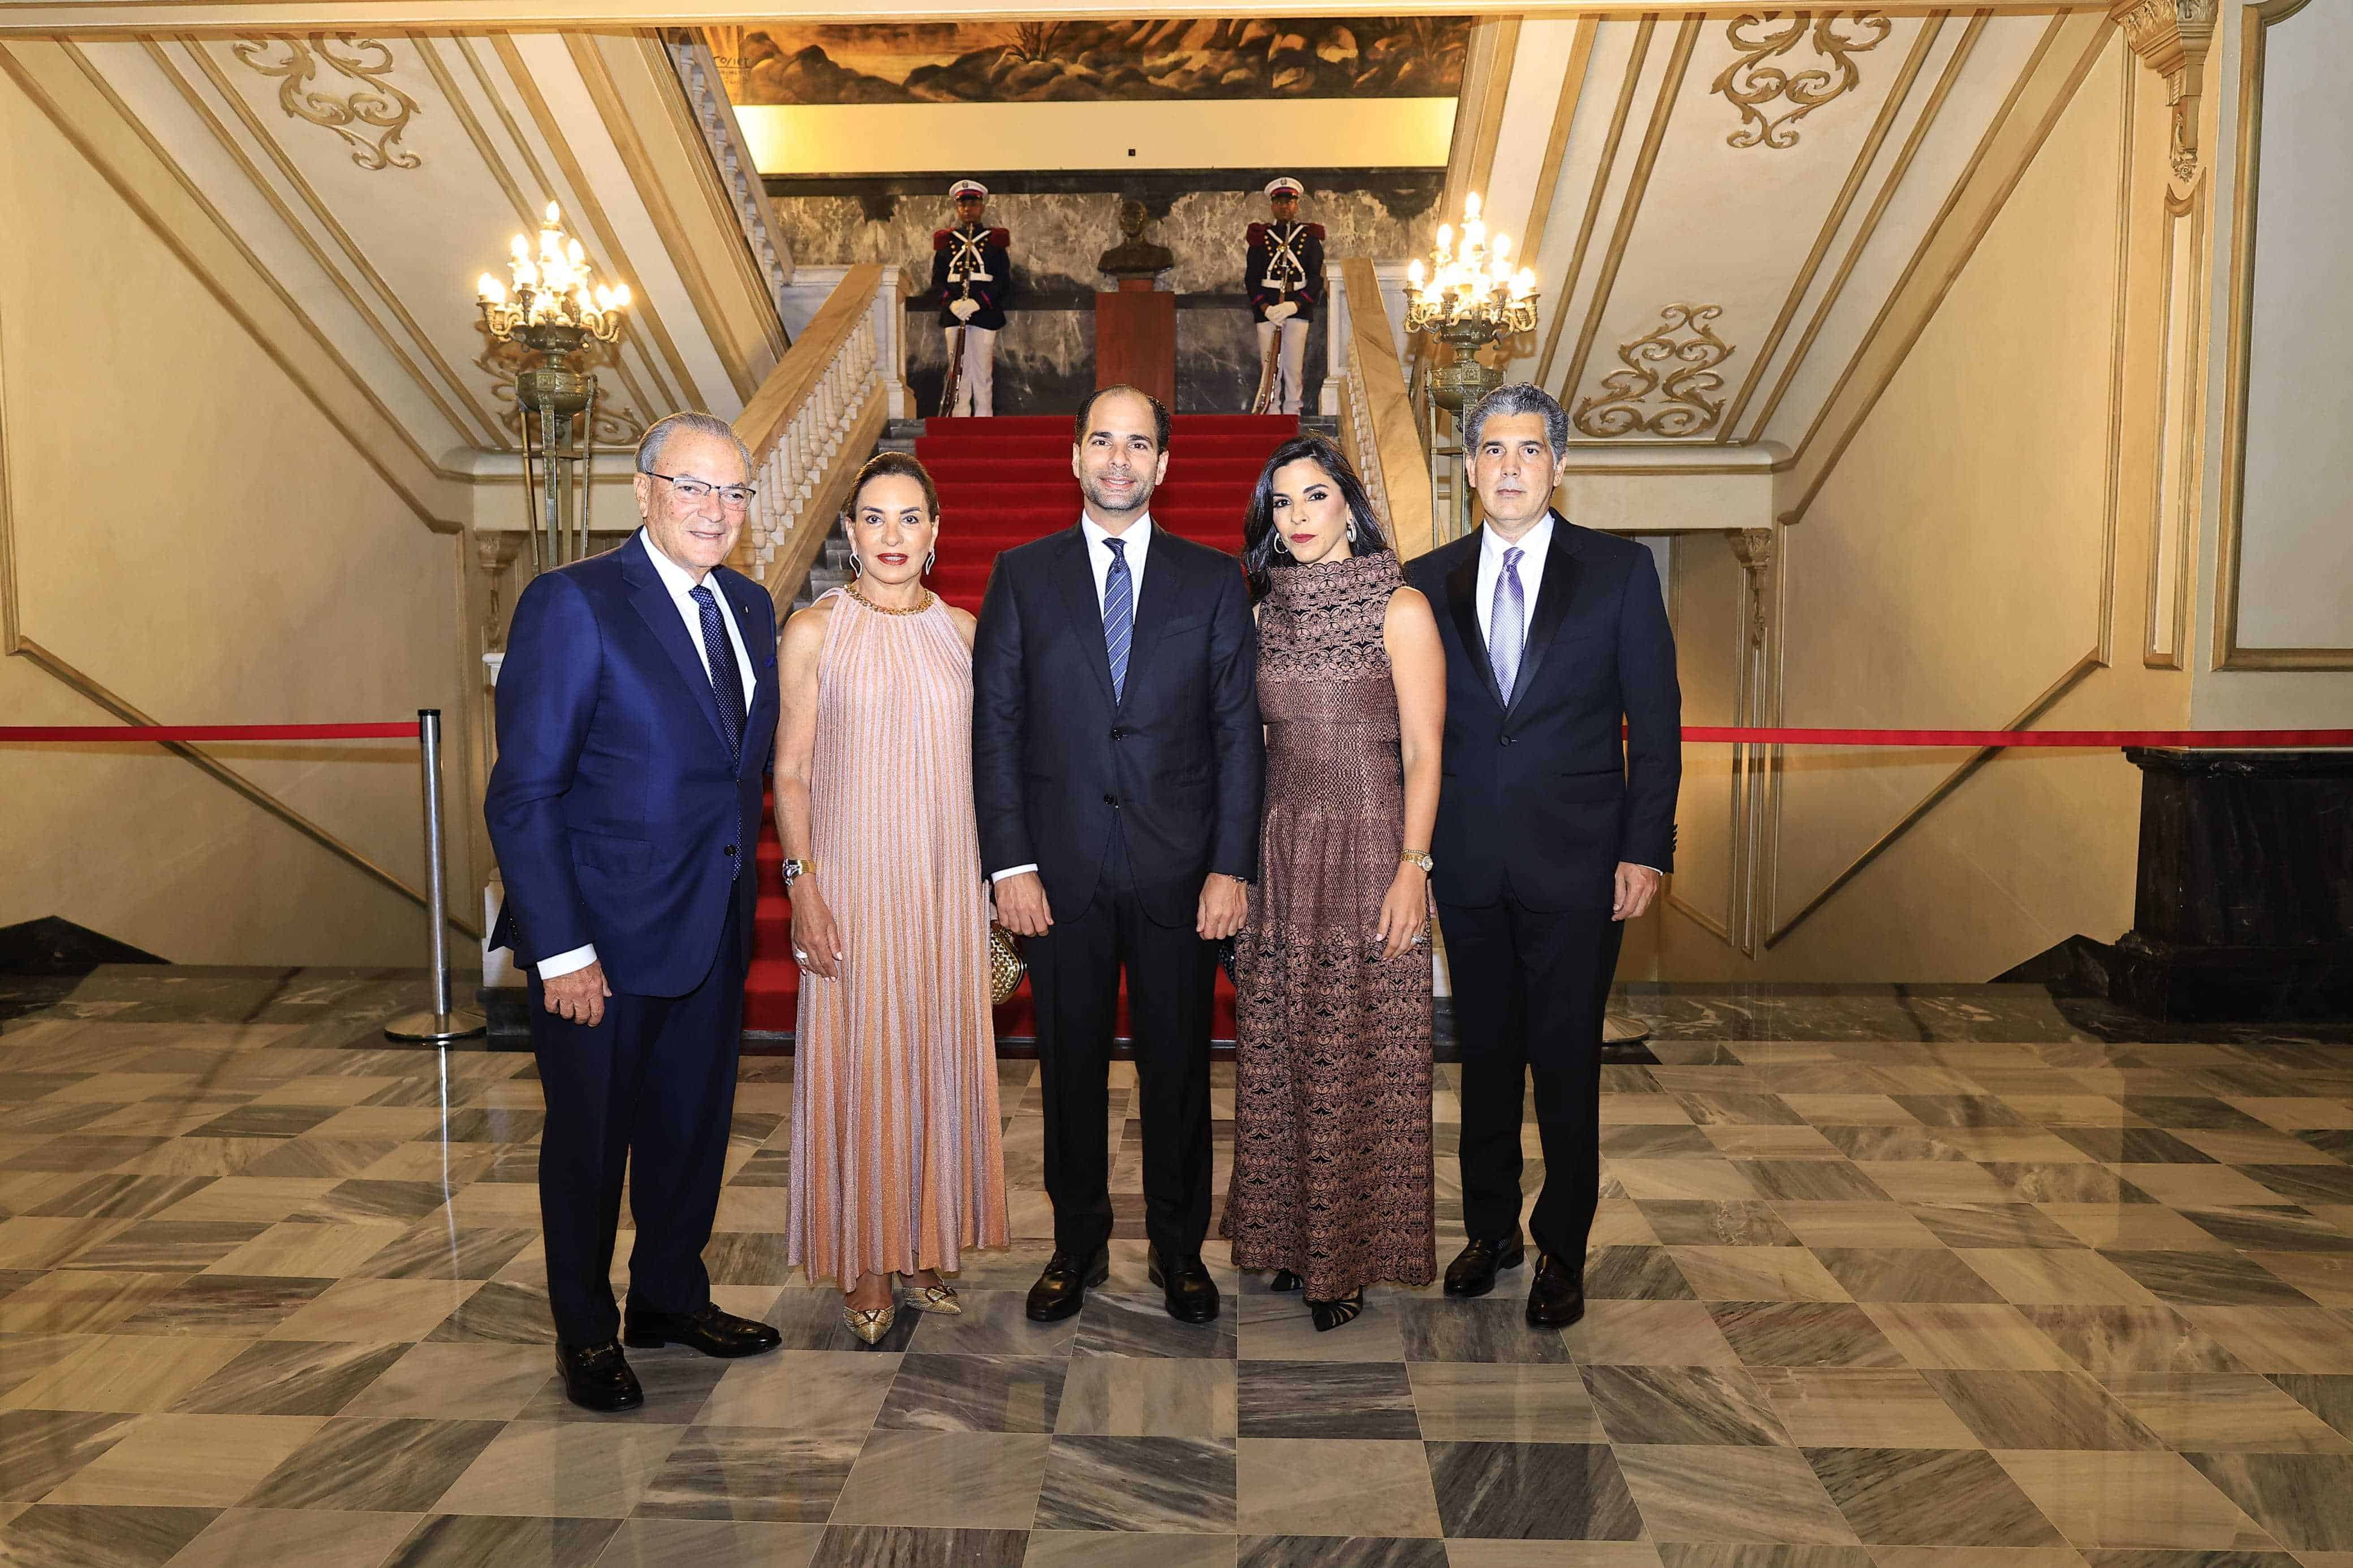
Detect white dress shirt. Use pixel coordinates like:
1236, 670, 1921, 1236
536, 529, 760, 980
1472, 513, 1658, 879
989, 512, 1154, 884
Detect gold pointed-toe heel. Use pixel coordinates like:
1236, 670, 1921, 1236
842, 1300, 897, 1345
902, 1277, 962, 1315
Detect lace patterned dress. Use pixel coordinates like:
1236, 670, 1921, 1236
1220, 550, 1435, 1298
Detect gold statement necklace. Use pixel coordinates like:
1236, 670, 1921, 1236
844, 580, 933, 616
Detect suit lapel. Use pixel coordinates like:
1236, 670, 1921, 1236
1504, 512, 1583, 720
1051, 525, 1118, 707
1444, 532, 1507, 712
624, 534, 730, 753
725, 572, 777, 774
1119, 529, 1187, 703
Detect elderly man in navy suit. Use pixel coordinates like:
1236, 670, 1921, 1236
1404, 383, 1681, 1330
487, 411, 784, 1410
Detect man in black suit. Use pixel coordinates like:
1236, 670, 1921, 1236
1404, 383, 1680, 1329
973, 385, 1262, 1325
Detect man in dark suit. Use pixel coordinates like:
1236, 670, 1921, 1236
486, 411, 785, 1410
974, 385, 1262, 1325
1404, 383, 1680, 1329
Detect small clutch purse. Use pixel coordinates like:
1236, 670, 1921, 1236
988, 922, 1027, 1006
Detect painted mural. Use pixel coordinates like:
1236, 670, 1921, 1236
706, 19, 1468, 105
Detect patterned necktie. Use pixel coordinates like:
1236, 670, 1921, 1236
1490, 546, 1527, 703
689, 583, 747, 765
1102, 535, 1133, 701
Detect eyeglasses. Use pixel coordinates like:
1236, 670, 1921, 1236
645, 471, 757, 510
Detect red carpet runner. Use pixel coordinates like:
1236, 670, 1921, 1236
744, 412, 1301, 1039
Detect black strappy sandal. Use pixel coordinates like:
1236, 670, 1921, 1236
1270, 1270, 1305, 1293
1308, 1289, 1364, 1332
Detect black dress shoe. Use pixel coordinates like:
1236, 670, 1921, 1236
555, 1340, 644, 1412
1443, 1232, 1527, 1298
1525, 1250, 1586, 1328
622, 1302, 782, 1358
1025, 1245, 1110, 1323
1147, 1245, 1221, 1324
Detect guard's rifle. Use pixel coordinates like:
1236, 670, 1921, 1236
939, 230, 977, 418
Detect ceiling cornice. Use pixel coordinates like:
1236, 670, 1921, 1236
0, 1, 2108, 37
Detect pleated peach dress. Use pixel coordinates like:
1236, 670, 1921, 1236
789, 586, 1008, 1288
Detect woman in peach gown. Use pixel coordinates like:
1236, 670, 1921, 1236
773, 452, 1008, 1342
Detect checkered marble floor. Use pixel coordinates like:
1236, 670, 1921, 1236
2, 969, 2352, 1568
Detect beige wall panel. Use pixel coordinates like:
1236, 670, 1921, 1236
1660, 44, 2186, 982
2226, 0, 2352, 654
0, 69, 466, 966
1560, 469, 1774, 533
1666, 535, 1743, 948
736, 97, 1454, 176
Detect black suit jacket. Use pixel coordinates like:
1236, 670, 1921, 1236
485, 532, 778, 995
1404, 513, 1680, 913
972, 522, 1263, 926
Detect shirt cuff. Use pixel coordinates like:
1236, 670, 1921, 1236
537, 944, 598, 981
1630, 865, 1664, 877
990, 865, 1040, 883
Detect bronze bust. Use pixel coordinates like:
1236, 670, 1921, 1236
1097, 198, 1174, 282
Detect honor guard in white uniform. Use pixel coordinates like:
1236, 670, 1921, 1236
1245, 177, 1325, 416
932, 179, 1012, 417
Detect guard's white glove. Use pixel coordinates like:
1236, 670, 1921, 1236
1264, 301, 1298, 323
950, 298, 980, 322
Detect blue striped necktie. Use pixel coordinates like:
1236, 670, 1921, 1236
1102, 536, 1133, 701
689, 584, 747, 764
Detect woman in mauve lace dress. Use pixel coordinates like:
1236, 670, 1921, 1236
1220, 434, 1445, 1331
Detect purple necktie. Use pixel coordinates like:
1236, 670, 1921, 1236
1490, 546, 1526, 702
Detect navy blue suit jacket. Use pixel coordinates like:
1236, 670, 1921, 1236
972, 524, 1262, 927
1405, 513, 1680, 913
485, 531, 779, 997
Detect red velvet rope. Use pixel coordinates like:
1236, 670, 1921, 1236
1679, 725, 2353, 748
0, 723, 421, 742
3, 721, 2343, 748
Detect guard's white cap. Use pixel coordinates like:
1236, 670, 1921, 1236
1265, 177, 1304, 199
950, 179, 988, 200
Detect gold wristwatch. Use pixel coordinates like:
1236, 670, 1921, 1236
782, 857, 815, 890
1400, 850, 1434, 875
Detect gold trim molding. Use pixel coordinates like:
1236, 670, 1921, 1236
1714, 10, 1893, 150
1573, 303, 1737, 438
230, 31, 421, 172
2107, 0, 2216, 183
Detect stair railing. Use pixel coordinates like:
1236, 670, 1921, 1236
729, 264, 910, 598
1331, 258, 1436, 561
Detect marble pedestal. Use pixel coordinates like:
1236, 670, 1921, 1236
2110, 747, 2353, 1022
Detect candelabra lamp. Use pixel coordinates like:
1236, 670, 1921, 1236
1405, 194, 1539, 540
476, 204, 630, 571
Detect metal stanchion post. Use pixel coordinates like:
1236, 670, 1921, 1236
386, 708, 486, 1043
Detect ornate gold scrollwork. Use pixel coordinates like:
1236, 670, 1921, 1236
1572, 304, 1738, 439
2108, 0, 2218, 184
1713, 11, 1891, 150
474, 327, 646, 450
230, 33, 423, 172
